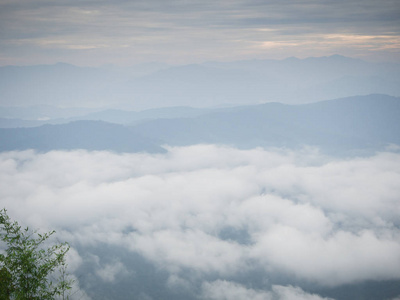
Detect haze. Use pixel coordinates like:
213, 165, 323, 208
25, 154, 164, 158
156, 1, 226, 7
0, 0, 399, 66
1, 1, 400, 300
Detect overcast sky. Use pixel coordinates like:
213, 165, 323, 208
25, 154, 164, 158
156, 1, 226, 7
0, 0, 399, 66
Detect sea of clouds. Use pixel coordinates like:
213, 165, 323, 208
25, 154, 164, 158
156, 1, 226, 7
1, 145, 400, 299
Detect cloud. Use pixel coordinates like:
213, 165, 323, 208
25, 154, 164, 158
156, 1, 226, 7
251, 226, 400, 285
1, 145, 400, 296
201, 280, 334, 300
271, 285, 334, 300
66, 276, 93, 300
201, 280, 273, 300
95, 260, 129, 283
0, 0, 399, 65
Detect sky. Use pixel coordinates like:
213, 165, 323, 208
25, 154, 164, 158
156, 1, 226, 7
1, 145, 400, 299
0, 0, 399, 66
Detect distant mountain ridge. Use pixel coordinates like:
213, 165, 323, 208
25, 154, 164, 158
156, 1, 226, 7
129, 94, 400, 155
0, 106, 213, 128
1, 55, 399, 109
0, 121, 165, 153
0, 94, 399, 156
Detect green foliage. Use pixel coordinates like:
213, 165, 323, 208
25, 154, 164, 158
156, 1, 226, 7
0, 208, 73, 299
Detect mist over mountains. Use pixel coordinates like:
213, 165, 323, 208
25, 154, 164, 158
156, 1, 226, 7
1, 56, 400, 300
2, 146, 400, 300
0, 121, 165, 153
1, 55, 399, 109
1, 94, 399, 156
131, 94, 400, 155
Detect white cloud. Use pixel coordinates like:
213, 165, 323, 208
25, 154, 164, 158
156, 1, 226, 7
201, 280, 273, 300
1, 145, 400, 290
251, 226, 400, 286
272, 285, 334, 300
129, 229, 246, 275
200, 280, 334, 300
95, 260, 128, 283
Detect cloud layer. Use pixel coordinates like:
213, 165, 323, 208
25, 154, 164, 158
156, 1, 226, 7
202, 281, 334, 300
0, 0, 399, 65
1, 145, 400, 298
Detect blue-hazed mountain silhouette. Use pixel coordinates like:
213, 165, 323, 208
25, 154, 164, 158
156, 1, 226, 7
0, 94, 399, 155
129, 94, 400, 155
0, 120, 165, 153
0, 106, 212, 128
1, 56, 399, 109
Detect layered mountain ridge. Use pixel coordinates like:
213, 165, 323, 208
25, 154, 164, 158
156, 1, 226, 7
1, 94, 399, 156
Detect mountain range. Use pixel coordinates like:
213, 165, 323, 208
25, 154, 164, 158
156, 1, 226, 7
1, 94, 399, 156
1, 55, 399, 110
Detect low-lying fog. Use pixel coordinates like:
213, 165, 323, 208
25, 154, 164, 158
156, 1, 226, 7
1, 145, 399, 299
